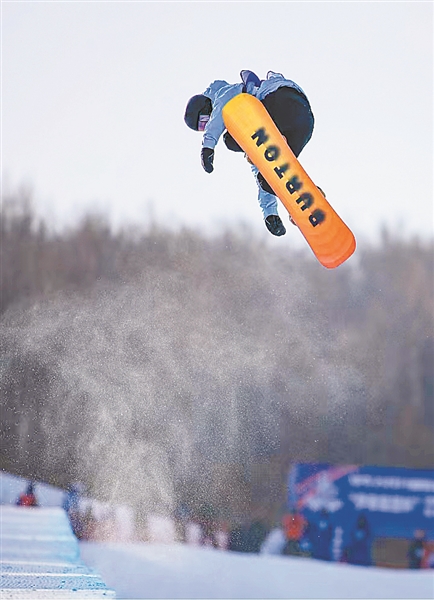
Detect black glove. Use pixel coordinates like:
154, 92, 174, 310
201, 147, 214, 173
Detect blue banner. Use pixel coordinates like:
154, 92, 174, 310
288, 463, 434, 562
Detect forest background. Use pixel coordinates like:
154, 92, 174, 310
1, 190, 433, 525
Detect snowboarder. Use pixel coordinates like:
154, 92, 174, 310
184, 70, 315, 237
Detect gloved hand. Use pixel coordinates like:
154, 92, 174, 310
201, 147, 214, 173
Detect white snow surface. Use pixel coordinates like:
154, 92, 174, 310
79, 541, 434, 600
0, 506, 115, 598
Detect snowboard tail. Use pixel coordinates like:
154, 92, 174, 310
222, 93, 356, 268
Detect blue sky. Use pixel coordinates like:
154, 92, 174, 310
3, 2, 433, 248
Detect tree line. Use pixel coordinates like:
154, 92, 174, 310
1, 190, 433, 524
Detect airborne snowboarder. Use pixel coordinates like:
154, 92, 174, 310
184, 70, 315, 237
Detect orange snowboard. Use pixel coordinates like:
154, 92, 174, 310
222, 93, 355, 268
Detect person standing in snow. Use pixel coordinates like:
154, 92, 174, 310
282, 509, 307, 556
310, 509, 334, 561
63, 483, 84, 538
184, 70, 315, 237
16, 481, 38, 507
408, 530, 427, 569
347, 513, 372, 566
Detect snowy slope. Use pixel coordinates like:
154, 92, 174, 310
0, 506, 115, 598
80, 541, 434, 599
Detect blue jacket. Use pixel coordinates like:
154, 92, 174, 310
201, 71, 308, 150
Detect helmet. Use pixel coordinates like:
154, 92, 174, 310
184, 94, 212, 131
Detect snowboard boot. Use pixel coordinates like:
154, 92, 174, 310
265, 215, 286, 236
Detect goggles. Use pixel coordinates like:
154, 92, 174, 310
198, 114, 210, 132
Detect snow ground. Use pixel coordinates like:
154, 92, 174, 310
79, 541, 434, 600
1, 506, 114, 598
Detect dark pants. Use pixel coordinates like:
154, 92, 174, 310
224, 86, 315, 195
261, 86, 314, 157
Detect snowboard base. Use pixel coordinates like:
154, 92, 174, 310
222, 94, 356, 268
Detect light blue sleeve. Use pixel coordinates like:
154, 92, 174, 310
202, 83, 244, 149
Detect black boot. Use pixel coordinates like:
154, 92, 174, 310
265, 215, 286, 236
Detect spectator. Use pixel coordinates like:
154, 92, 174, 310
339, 546, 350, 563
80, 505, 97, 541
63, 483, 84, 538
311, 509, 334, 561
228, 522, 248, 552
62, 483, 81, 513
282, 509, 307, 556
298, 519, 313, 558
16, 481, 38, 507
174, 501, 191, 543
197, 503, 219, 548
244, 520, 268, 553
408, 530, 427, 569
347, 513, 372, 566
214, 520, 229, 550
